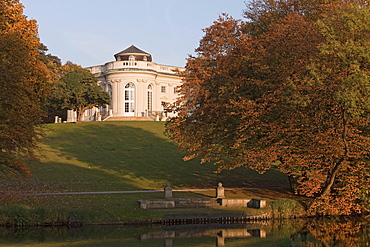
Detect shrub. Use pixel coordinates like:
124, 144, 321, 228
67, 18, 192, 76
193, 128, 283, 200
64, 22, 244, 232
272, 199, 306, 219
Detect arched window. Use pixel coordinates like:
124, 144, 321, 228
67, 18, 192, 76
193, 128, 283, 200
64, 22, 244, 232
124, 83, 135, 116
147, 84, 153, 112
129, 55, 135, 61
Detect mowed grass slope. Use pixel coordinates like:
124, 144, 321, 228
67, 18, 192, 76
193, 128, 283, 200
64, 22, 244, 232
6, 121, 289, 193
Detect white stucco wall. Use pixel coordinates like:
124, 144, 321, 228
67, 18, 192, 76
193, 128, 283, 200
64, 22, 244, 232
81, 58, 183, 121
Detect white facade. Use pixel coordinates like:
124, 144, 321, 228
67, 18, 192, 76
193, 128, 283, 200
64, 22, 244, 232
67, 45, 183, 122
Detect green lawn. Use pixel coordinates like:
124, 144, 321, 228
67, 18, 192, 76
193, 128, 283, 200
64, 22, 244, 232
4, 121, 289, 193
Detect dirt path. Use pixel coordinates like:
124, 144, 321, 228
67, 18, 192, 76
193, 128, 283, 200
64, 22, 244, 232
5, 187, 266, 196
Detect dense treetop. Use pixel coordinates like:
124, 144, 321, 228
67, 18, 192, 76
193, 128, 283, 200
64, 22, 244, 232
166, 0, 370, 215
55, 68, 110, 123
0, 0, 52, 175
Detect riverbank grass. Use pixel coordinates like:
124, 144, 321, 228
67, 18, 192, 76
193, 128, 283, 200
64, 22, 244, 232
0, 189, 305, 226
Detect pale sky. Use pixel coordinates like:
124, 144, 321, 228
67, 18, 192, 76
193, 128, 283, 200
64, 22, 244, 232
21, 0, 247, 68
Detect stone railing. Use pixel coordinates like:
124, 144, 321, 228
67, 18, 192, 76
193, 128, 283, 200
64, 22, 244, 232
87, 61, 183, 75
138, 183, 266, 209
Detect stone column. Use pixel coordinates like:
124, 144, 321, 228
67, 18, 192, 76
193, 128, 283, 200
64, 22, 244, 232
216, 235, 225, 247
216, 182, 225, 199
66, 110, 75, 122
165, 238, 173, 247
96, 108, 101, 121
111, 79, 121, 116
164, 183, 173, 199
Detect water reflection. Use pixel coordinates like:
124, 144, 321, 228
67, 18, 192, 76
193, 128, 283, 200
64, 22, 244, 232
0, 217, 368, 246
141, 224, 267, 247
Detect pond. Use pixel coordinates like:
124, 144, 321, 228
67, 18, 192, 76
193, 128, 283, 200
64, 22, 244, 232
0, 217, 368, 246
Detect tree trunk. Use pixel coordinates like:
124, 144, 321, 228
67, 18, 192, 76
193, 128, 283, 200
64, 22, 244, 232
320, 108, 349, 197
76, 108, 85, 123
321, 158, 344, 197
287, 175, 299, 193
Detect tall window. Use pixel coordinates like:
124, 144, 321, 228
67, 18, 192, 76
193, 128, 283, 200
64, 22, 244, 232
108, 84, 112, 100
147, 84, 153, 112
161, 86, 166, 93
124, 83, 135, 116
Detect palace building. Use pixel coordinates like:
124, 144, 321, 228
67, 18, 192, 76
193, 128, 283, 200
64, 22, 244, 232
66, 45, 183, 122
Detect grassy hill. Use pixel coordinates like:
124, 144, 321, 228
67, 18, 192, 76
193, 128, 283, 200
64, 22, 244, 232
0, 121, 298, 225
9, 121, 289, 193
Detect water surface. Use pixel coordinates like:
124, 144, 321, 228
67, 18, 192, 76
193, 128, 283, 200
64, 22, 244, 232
0, 217, 368, 246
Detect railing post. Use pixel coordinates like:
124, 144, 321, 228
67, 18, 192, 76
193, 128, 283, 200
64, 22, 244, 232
216, 182, 225, 199
164, 183, 173, 199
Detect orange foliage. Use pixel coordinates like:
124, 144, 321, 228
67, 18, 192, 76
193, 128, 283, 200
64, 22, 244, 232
166, 0, 370, 215
305, 217, 369, 247
0, 0, 51, 176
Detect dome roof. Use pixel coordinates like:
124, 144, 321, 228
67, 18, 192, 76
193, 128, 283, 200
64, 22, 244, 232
114, 45, 152, 62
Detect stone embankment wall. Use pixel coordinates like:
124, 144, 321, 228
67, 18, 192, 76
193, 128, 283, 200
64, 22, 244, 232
138, 183, 266, 209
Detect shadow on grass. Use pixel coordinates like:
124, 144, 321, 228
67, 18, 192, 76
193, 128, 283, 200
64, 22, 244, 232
11, 122, 290, 193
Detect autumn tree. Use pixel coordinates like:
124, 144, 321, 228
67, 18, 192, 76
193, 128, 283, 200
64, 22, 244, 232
56, 68, 110, 123
0, 0, 51, 175
302, 3, 370, 214
166, 14, 250, 166
38, 43, 62, 72
166, 0, 370, 215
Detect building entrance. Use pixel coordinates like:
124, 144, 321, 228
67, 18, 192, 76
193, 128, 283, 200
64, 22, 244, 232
124, 83, 135, 116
